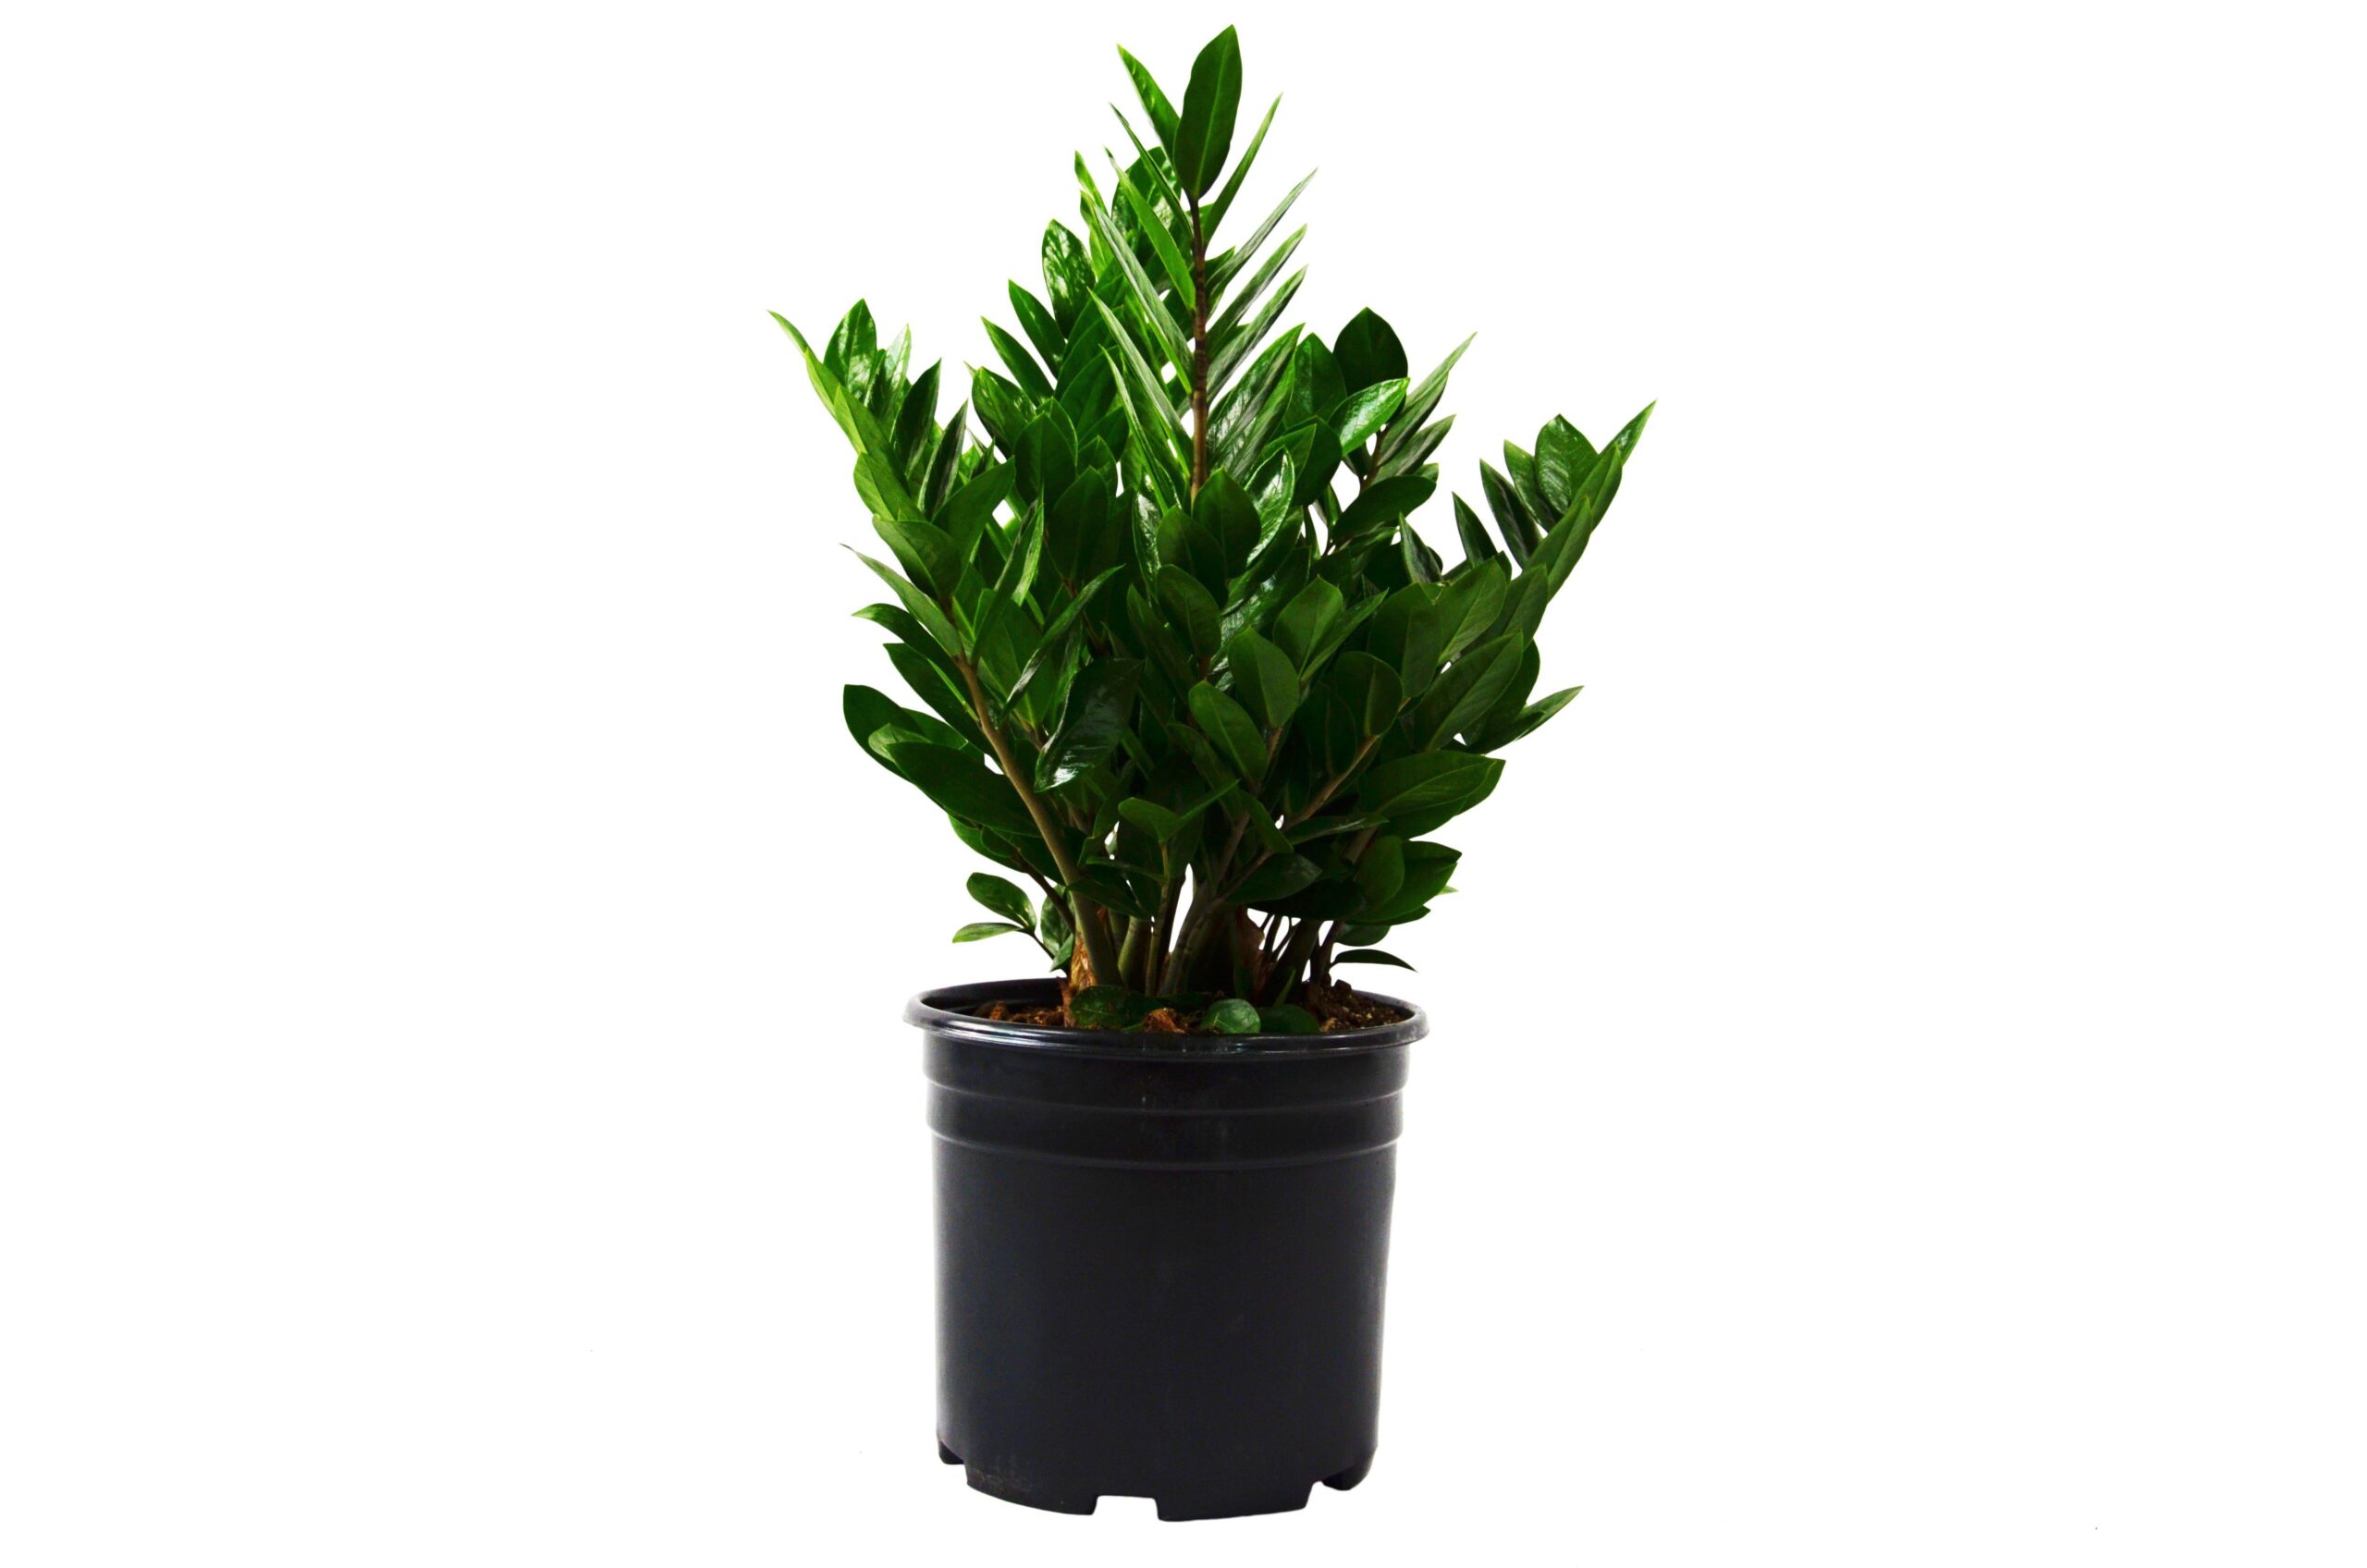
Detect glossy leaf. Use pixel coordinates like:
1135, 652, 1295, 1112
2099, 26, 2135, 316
1331, 378, 1407, 451
1200, 997, 1262, 1034
1115, 45, 1181, 151
1334, 308, 1408, 392
1172, 27, 1243, 197
966, 873, 1036, 929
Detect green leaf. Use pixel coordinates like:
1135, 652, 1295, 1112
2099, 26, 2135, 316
1072, 985, 1161, 1029
1234, 852, 1321, 906
953, 921, 1027, 943
1200, 997, 1263, 1035
1416, 633, 1524, 746
1331, 378, 1407, 452
1535, 416, 1598, 517
1006, 283, 1066, 372
1036, 657, 1143, 792
966, 873, 1035, 930
1453, 494, 1500, 566
1172, 27, 1244, 198
1329, 651, 1403, 736
850, 549, 962, 657
873, 514, 957, 599
1356, 752, 1502, 827
1194, 468, 1261, 571
1333, 309, 1408, 393
1157, 565, 1221, 659
1257, 1003, 1319, 1035
1467, 685, 1581, 752
1224, 628, 1300, 729
1010, 562, 1126, 700
1187, 680, 1268, 782
1478, 460, 1539, 564
1041, 222, 1094, 334
1208, 164, 1313, 298
1115, 45, 1181, 152
889, 361, 942, 483
1334, 948, 1415, 970
1117, 171, 1196, 311
1332, 473, 1435, 543
921, 402, 970, 517
1380, 334, 1475, 462
877, 740, 1039, 837
1203, 92, 1280, 232
981, 317, 1052, 400
1437, 557, 1510, 659
934, 461, 1013, 561
1272, 577, 1343, 668
1117, 796, 1187, 843
844, 683, 966, 774
1081, 197, 1192, 375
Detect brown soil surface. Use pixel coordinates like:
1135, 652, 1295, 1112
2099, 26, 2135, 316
970, 985, 1408, 1035
1302, 981, 1403, 1031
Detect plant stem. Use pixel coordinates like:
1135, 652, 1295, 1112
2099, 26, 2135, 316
954, 654, 1122, 986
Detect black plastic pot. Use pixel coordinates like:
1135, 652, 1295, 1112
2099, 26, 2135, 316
909, 978, 1428, 1521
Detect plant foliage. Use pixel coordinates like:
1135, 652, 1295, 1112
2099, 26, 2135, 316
779, 28, 1652, 1031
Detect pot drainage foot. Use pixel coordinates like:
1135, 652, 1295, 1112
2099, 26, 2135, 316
1321, 1452, 1376, 1492
963, 1466, 1098, 1515
1153, 1485, 1315, 1522
937, 1439, 962, 1465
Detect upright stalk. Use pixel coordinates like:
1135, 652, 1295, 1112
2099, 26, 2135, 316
955, 655, 1122, 986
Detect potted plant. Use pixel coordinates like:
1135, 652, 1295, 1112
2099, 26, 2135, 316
776, 27, 1651, 1520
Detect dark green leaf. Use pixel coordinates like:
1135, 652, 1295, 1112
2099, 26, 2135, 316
1187, 680, 1267, 781
1356, 752, 1502, 826
1172, 26, 1243, 198
1200, 997, 1263, 1034
1117, 173, 1196, 310
1331, 378, 1407, 451
1333, 308, 1408, 393
1453, 494, 1499, 566
1334, 948, 1415, 970
1157, 565, 1221, 659
1007, 283, 1065, 370
1273, 577, 1343, 668
1072, 985, 1161, 1029
1036, 657, 1143, 792
877, 740, 1038, 837
966, 872, 1035, 930
1203, 93, 1279, 231
1416, 633, 1525, 746
1041, 222, 1094, 333
1234, 852, 1321, 906
1329, 651, 1403, 736
1224, 628, 1300, 729
1535, 416, 1597, 516
1257, 1003, 1319, 1035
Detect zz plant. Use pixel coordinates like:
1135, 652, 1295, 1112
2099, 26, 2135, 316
779, 28, 1651, 1034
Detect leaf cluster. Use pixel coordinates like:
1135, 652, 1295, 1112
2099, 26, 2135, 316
778, 28, 1652, 1031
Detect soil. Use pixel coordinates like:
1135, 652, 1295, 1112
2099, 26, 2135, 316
973, 982, 1408, 1035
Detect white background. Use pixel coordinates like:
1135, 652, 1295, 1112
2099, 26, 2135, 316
4, 1, 2361, 1562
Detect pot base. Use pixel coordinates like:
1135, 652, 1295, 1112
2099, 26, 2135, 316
937, 1437, 1373, 1521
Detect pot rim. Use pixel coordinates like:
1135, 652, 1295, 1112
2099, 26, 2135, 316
906, 977, 1428, 1058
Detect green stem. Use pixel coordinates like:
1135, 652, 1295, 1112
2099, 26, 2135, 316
955, 655, 1122, 985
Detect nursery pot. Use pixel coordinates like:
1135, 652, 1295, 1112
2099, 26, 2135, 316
909, 977, 1427, 1521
